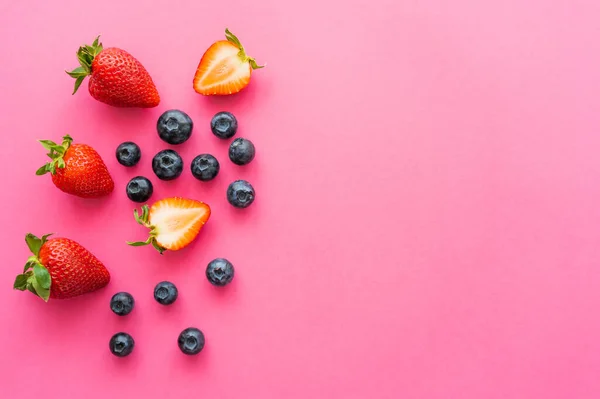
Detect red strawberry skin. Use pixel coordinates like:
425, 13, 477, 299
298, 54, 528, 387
51, 143, 114, 198
38, 238, 110, 299
88, 47, 160, 108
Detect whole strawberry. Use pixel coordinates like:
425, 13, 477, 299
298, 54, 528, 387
36, 134, 114, 198
13, 233, 110, 301
67, 36, 160, 108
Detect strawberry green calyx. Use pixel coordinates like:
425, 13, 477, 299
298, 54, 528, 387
225, 28, 265, 70
126, 205, 167, 254
13, 233, 53, 302
66, 36, 104, 94
35, 135, 73, 176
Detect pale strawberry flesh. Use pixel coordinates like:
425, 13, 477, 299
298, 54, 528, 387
149, 198, 211, 251
193, 41, 252, 95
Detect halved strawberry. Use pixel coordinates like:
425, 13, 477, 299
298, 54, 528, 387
193, 28, 264, 96
127, 198, 211, 254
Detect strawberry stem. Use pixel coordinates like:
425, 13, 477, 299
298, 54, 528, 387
36, 135, 73, 176
128, 206, 166, 254
66, 36, 103, 94
224, 28, 265, 69
14, 233, 53, 301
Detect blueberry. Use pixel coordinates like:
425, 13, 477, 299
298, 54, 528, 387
227, 180, 255, 208
178, 327, 205, 355
116, 142, 141, 167
126, 176, 153, 203
154, 281, 178, 305
110, 292, 135, 316
191, 154, 220, 181
152, 149, 183, 180
206, 258, 235, 286
229, 138, 256, 166
157, 110, 193, 145
210, 111, 238, 139
109, 332, 135, 357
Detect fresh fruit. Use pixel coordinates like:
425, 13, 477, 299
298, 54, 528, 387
157, 110, 193, 145
109, 332, 135, 357
110, 292, 135, 316
178, 327, 205, 355
126, 176, 153, 203
13, 233, 110, 301
210, 111, 238, 139
152, 149, 183, 181
127, 197, 211, 253
193, 29, 264, 96
191, 154, 220, 181
227, 180, 255, 208
229, 138, 256, 165
67, 36, 160, 108
153, 281, 178, 305
116, 142, 141, 167
36, 135, 114, 198
206, 258, 235, 286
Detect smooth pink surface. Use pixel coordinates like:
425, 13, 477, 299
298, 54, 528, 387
1, 0, 600, 397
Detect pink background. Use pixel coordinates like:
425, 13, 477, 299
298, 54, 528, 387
1, 0, 599, 398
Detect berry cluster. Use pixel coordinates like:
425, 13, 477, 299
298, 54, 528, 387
14, 29, 264, 364
118, 110, 256, 208
108, 259, 235, 357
